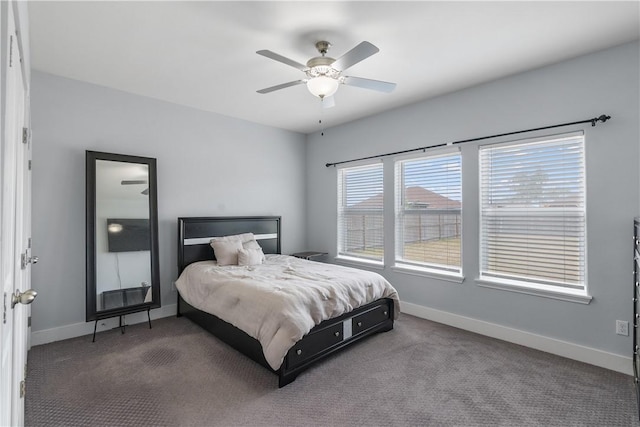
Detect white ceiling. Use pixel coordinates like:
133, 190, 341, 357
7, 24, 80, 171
28, 1, 640, 135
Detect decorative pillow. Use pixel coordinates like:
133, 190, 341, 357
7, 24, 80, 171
238, 248, 265, 266
209, 233, 257, 265
242, 239, 266, 261
210, 239, 243, 266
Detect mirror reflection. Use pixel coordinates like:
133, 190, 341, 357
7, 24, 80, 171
86, 151, 160, 323
95, 160, 152, 311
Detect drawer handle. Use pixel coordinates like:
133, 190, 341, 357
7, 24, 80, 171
296, 349, 302, 355
334, 331, 340, 337
357, 321, 362, 327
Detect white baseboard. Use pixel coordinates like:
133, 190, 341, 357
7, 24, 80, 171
401, 301, 633, 376
30, 303, 177, 346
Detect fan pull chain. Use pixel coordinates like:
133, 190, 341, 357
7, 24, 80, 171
319, 97, 327, 136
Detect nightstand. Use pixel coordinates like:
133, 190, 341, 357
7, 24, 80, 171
290, 251, 328, 261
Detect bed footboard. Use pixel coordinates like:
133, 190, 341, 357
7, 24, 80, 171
279, 298, 393, 386
178, 293, 394, 387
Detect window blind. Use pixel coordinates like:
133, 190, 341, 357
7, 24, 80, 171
395, 151, 462, 274
479, 133, 586, 289
337, 163, 384, 263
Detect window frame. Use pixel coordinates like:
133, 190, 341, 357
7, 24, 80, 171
477, 131, 590, 301
393, 148, 463, 279
336, 162, 385, 266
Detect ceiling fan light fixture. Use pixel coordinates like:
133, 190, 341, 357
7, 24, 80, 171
307, 76, 339, 99
257, 40, 395, 100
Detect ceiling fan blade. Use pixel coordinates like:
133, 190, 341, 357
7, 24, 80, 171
322, 95, 335, 109
121, 180, 147, 185
256, 50, 308, 71
343, 76, 396, 93
331, 41, 379, 71
257, 80, 305, 94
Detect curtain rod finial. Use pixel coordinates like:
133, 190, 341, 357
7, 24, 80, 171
592, 114, 611, 126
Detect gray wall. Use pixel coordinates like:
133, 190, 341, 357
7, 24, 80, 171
30, 71, 307, 332
306, 41, 640, 357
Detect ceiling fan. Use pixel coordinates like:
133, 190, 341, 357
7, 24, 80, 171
121, 179, 149, 195
256, 40, 396, 106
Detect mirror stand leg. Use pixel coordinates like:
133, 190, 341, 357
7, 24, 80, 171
147, 309, 152, 329
92, 320, 98, 342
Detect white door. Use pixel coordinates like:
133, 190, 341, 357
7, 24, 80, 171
1, 3, 32, 425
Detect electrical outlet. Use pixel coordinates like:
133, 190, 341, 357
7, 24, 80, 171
616, 320, 629, 336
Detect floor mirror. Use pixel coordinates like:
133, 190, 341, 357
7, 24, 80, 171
86, 151, 160, 340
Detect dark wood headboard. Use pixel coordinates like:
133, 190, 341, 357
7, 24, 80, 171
177, 216, 281, 274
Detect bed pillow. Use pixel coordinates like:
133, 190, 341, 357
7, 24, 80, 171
242, 239, 266, 261
210, 239, 243, 266
238, 248, 265, 266
209, 233, 256, 263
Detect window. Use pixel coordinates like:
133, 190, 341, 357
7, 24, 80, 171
337, 163, 384, 263
479, 132, 586, 292
395, 150, 462, 275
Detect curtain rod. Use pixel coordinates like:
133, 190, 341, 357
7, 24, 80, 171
325, 114, 611, 168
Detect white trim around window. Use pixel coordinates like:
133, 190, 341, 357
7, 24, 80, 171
394, 148, 462, 277
337, 162, 385, 265
478, 131, 589, 300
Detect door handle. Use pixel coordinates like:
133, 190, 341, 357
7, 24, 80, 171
11, 289, 37, 308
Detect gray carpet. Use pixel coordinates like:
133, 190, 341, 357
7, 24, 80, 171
26, 314, 639, 426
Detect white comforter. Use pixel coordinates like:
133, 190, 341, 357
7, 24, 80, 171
175, 254, 400, 370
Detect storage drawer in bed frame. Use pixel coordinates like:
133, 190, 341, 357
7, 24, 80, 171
286, 321, 343, 370
352, 300, 391, 336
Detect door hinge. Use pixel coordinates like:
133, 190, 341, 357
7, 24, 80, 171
28, 160, 32, 170
28, 237, 32, 249
9, 35, 13, 68
19, 380, 25, 398
2, 293, 6, 324
22, 128, 29, 144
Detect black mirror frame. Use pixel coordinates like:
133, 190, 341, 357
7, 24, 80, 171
85, 150, 161, 322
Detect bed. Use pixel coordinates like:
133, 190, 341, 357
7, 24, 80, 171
176, 216, 399, 387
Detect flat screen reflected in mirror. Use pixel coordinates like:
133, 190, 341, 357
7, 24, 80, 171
86, 151, 160, 322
